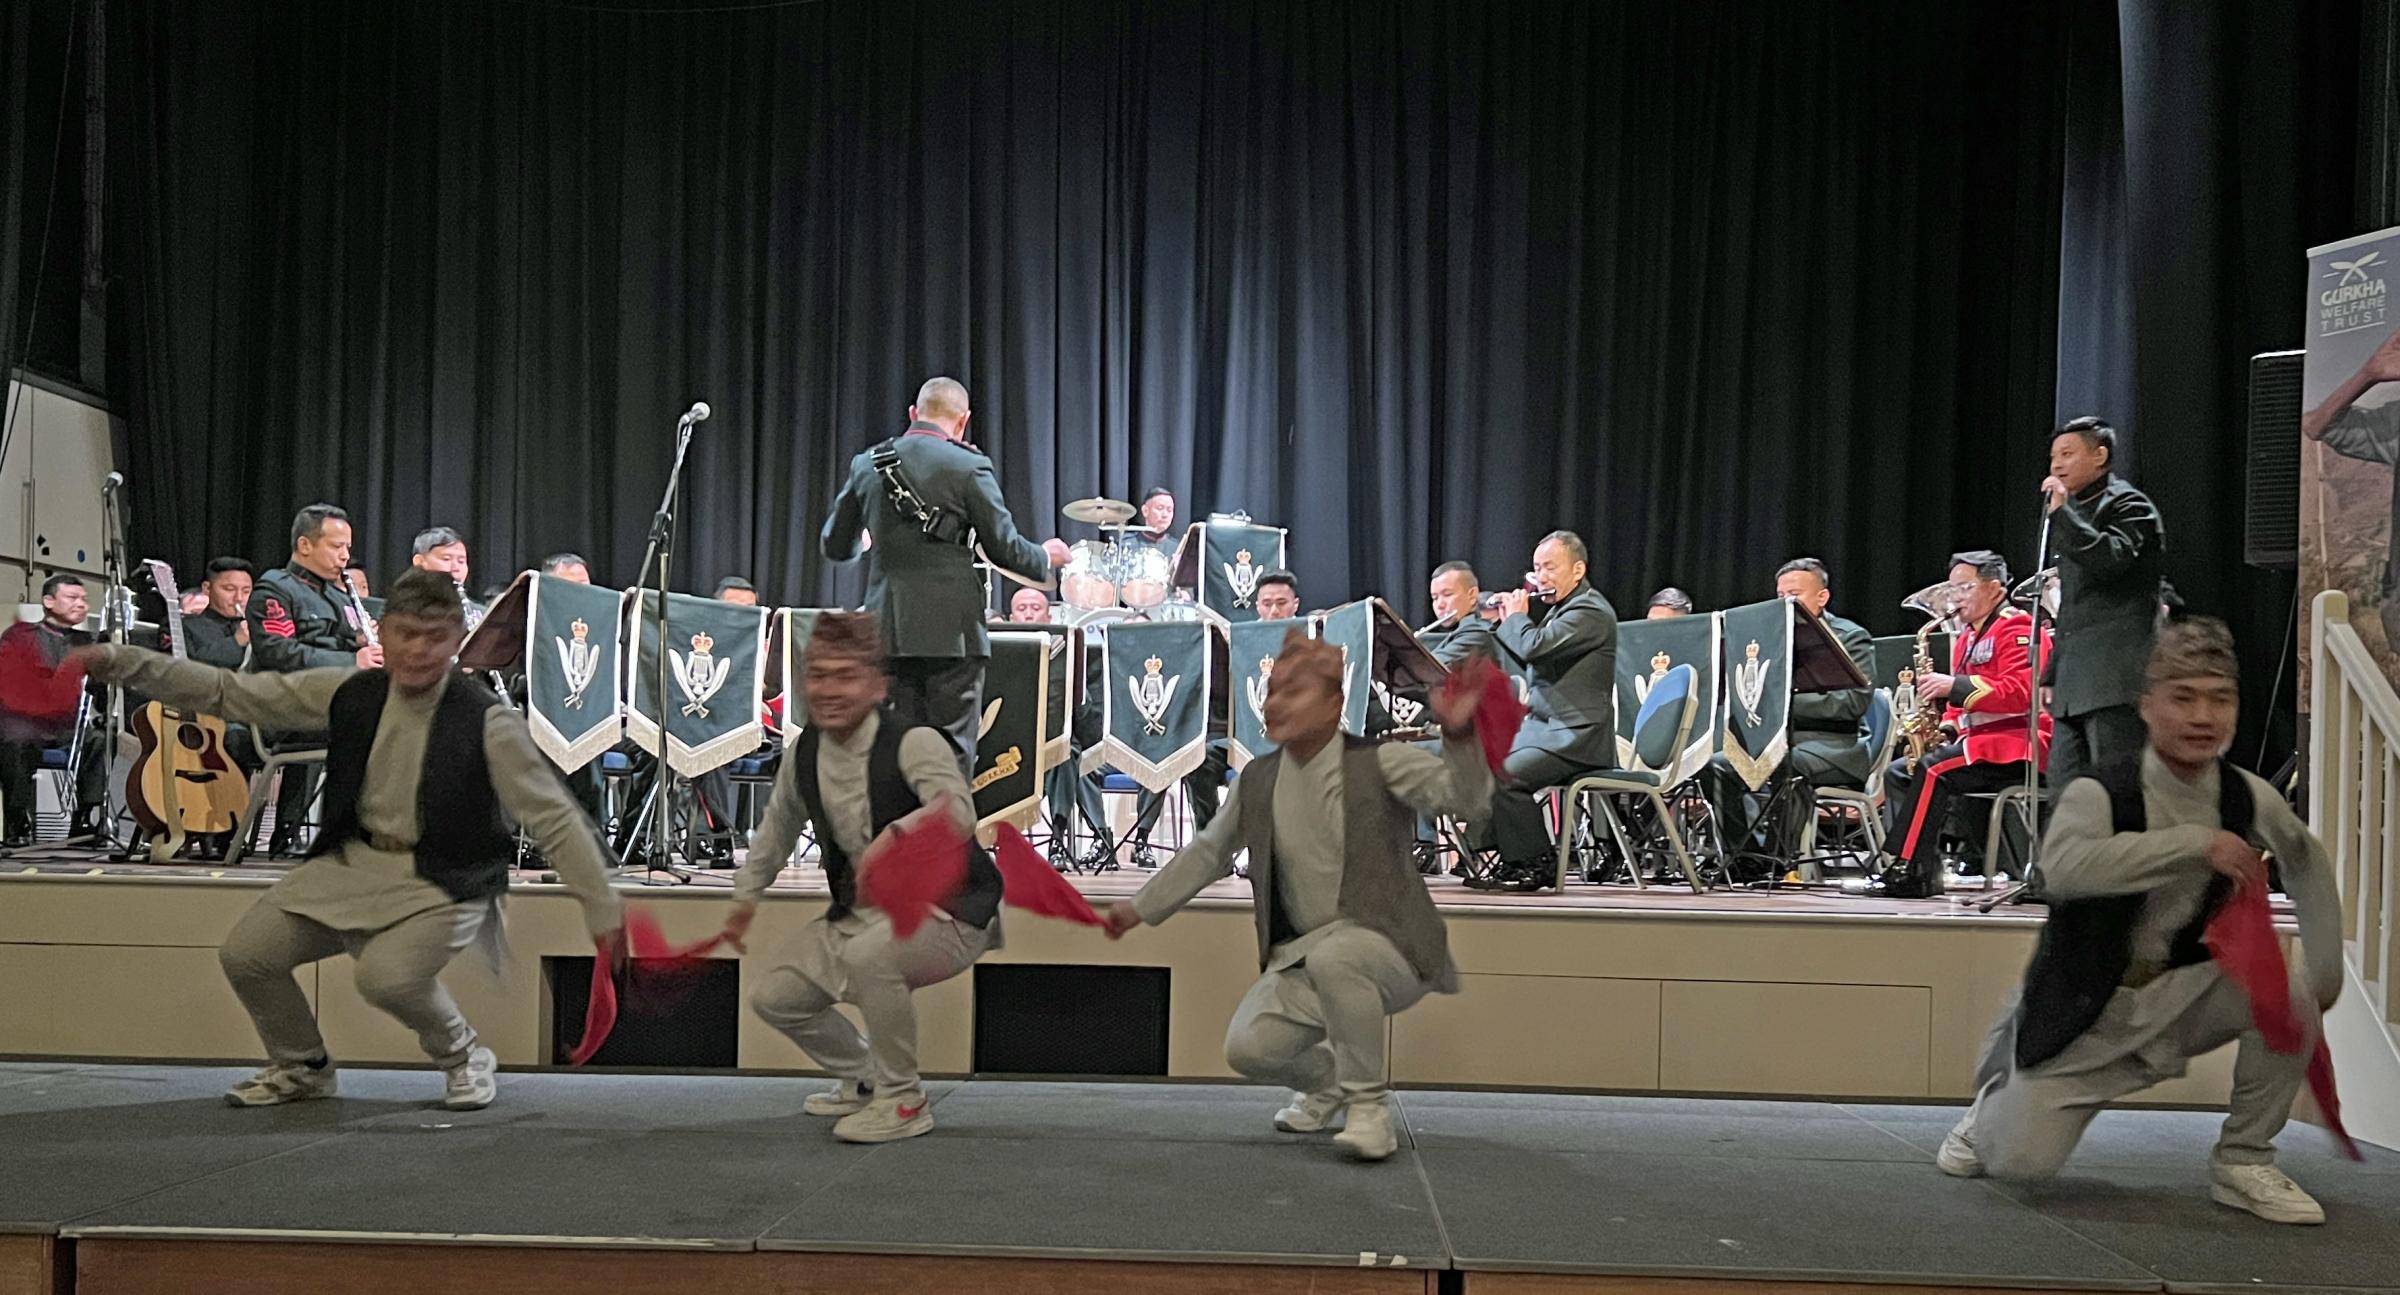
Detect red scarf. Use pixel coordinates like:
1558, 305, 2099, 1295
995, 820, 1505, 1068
2203, 879, 2360, 1159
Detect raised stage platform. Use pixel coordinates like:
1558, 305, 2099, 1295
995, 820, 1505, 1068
2, 1064, 2395, 1295
0, 846, 2282, 1106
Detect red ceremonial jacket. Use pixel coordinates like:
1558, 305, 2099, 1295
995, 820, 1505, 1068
1943, 607, 2052, 769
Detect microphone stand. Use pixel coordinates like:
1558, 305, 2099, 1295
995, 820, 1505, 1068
627, 408, 703, 884
1978, 507, 2052, 912
95, 477, 131, 857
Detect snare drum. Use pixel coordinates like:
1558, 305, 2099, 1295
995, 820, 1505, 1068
1116, 547, 1172, 609
1061, 540, 1119, 610
1149, 593, 1202, 622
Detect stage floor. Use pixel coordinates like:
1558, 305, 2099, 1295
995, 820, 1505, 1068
5, 1063, 2394, 1293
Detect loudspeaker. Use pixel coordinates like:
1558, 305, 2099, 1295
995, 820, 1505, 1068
2245, 349, 2304, 571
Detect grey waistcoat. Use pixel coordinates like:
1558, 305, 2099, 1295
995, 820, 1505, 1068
1238, 736, 1458, 991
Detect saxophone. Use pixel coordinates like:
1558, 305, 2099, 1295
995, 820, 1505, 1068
1895, 581, 1960, 771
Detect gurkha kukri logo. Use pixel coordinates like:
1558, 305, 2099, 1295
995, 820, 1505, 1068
555, 617, 601, 709
1129, 653, 1180, 736
671, 630, 733, 718
1224, 549, 1260, 609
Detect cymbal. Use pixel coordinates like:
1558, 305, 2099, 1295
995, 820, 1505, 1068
1062, 496, 1136, 526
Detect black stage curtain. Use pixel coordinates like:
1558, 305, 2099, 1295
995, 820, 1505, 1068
109, 0, 2071, 613
102, 0, 2358, 762
2055, 0, 2359, 760
4, 0, 87, 393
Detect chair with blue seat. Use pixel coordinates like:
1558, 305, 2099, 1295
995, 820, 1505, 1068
1555, 663, 1705, 893
1803, 688, 1900, 877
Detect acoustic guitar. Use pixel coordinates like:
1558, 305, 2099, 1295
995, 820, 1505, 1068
125, 559, 247, 860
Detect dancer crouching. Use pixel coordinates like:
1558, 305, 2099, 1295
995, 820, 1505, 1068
75, 569, 624, 1109
1104, 630, 1492, 1160
1938, 619, 2344, 1223
720, 613, 1001, 1143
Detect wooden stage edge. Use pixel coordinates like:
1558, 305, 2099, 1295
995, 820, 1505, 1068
37, 1237, 2136, 1295
0, 856, 2262, 1105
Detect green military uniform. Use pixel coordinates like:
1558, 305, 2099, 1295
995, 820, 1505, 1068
1476, 582, 1618, 886
2046, 472, 2163, 792
822, 423, 1052, 775
1420, 613, 1499, 669
1701, 608, 1877, 864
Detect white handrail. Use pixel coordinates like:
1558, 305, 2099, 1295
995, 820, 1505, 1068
2309, 589, 2400, 1041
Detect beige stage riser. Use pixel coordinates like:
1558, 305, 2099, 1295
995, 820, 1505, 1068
0, 876, 2244, 1105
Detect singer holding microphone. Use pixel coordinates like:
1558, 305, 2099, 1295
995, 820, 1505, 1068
822, 376, 1071, 778
247, 503, 380, 857
2040, 416, 2165, 796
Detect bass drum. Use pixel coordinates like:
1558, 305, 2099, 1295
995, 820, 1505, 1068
1060, 540, 1120, 611
1148, 593, 1203, 622
1116, 547, 1173, 610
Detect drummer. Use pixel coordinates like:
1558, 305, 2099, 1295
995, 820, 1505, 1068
1133, 487, 1177, 559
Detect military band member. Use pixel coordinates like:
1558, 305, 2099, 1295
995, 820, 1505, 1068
2042, 416, 2164, 795
1937, 620, 2341, 1225
725, 613, 1001, 1143
1700, 558, 1875, 863
1871, 552, 2051, 897
1134, 486, 1178, 559
250, 504, 379, 856
822, 376, 1070, 779
1422, 561, 1499, 667
1104, 630, 1493, 1160
1645, 587, 1694, 619
540, 552, 594, 584
0, 574, 106, 846
1476, 531, 1617, 891
74, 570, 625, 1110
410, 526, 481, 631
1008, 588, 1113, 869
714, 576, 760, 607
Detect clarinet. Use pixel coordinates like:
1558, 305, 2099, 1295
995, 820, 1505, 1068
344, 568, 379, 650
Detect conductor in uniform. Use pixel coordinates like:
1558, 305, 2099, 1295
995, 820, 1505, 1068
823, 376, 1069, 776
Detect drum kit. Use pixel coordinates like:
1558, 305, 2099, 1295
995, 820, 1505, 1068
1056, 496, 1191, 623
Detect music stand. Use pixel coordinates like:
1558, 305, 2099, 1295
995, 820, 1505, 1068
1728, 604, 1872, 885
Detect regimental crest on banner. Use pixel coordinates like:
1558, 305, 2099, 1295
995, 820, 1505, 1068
556, 617, 600, 709
1101, 620, 1216, 791
525, 573, 628, 774
1246, 655, 1274, 729
1634, 649, 1672, 707
1224, 549, 1261, 610
1129, 654, 1179, 735
672, 631, 732, 717
1228, 617, 1296, 769
1371, 681, 1424, 728
626, 589, 768, 778
1716, 599, 1792, 791
1615, 611, 1722, 780
1734, 641, 1770, 726
1196, 521, 1289, 625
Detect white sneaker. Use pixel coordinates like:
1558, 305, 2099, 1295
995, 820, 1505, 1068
1274, 1090, 1346, 1134
224, 1060, 339, 1107
803, 1080, 874, 1117
832, 1091, 935, 1144
1937, 1113, 1984, 1178
2210, 1162, 2326, 1225
1332, 1098, 1398, 1162
443, 1045, 498, 1111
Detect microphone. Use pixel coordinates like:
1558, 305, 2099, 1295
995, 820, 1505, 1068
680, 401, 711, 426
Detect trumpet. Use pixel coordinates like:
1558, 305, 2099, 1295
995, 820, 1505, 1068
1894, 580, 1961, 770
